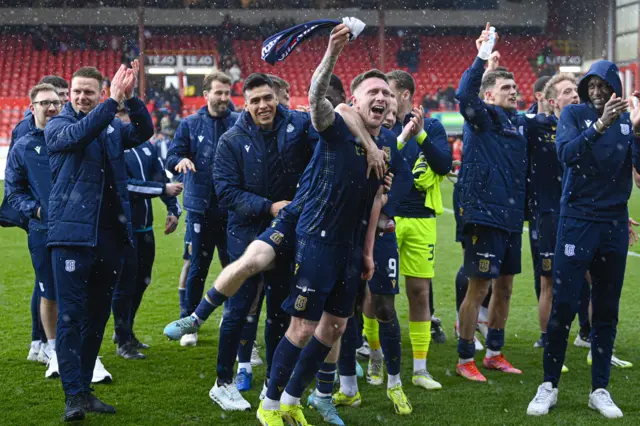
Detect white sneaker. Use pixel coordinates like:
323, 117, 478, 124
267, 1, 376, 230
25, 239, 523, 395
356, 341, 371, 359
527, 382, 558, 416
259, 381, 268, 401
209, 380, 251, 411
37, 343, 50, 365
476, 321, 489, 340
180, 332, 198, 347
474, 336, 484, 351
45, 351, 59, 378
589, 389, 623, 418
91, 357, 113, 383
251, 345, 264, 367
587, 350, 633, 368
27, 342, 41, 362
574, 333, 590, 348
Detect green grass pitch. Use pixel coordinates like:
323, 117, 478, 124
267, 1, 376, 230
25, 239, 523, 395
1, 181, 640, 425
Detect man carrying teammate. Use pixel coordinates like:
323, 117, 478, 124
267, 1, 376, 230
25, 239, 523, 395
5, 83, 62, 379
256, 24, 412, 425
527, 60, 640, 419
45, 62, 153, 421
455, 24, 526, 382
166, 71, 238, 347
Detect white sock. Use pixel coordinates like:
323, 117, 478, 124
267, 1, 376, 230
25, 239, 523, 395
387, 373, 401, 388
263, 397, 280, 410
370, 348, 383, 362
478, 307, 489, 323
486, 349, 501, 358
413, 358, 427, 372
339, 375, 359, 397
31, 340, 41, 350
47, 339, 56, 352
459, 357, 474, 364
315, 390, 332, 398
280, 391, 300, 407
238, 362, 252, 374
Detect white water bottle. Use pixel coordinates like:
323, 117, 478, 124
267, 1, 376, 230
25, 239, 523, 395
478, 26, 496, 60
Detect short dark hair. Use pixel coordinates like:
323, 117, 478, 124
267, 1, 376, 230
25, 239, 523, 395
267, 74, 290, 92
386, 70, 416, 98
533, 75, 552, 95
38, 75, 68, 90
72, 67, 103, 86
481, 70, 515, 93
243, 73, 274, 94
203, 71, 232, 91
329, 74, 345, 94
350, 69, 389, 94
29, 83, 58, 103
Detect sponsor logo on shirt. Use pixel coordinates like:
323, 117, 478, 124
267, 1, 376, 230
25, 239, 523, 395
142, 147, 152, 156
106, 125, 115, 134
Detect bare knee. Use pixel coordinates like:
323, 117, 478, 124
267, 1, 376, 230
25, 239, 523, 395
286, 317, 317, 347
373, 294, 396, 322
315, 315, 348, 344
467, 278, 490, 305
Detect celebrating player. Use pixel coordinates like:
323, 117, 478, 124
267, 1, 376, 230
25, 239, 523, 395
527, 61, 640, 419
45, 61, 153, 421
454, 24, 526, 382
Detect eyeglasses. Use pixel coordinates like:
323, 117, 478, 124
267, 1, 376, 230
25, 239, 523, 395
33, 100, 62, 108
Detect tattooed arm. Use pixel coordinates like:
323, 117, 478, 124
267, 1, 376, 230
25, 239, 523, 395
309, 24, 351, 132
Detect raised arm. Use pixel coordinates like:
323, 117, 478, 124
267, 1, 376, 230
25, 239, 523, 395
120, 97, 154, 149
309, 24, 351, 132
335, 103, 386, 179
455, 24, 497, 131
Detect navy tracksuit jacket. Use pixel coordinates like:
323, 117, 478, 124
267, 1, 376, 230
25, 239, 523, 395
44, 97, 153, 396
543, 60, 640, 390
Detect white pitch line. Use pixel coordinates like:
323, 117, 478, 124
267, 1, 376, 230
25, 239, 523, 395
441, 207, 640, 258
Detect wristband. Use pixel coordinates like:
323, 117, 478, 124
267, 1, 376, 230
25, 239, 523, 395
397, 138, 406, 151
416, 129, 428, 145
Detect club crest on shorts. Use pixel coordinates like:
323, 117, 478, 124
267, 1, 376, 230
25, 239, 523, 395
106, 125, 115, 134
294, 295, 307, 311
542, 258, 552, 271
193, 223, 201, 234
478, 259, 490, 273
294, 263, 300, 275
472, 235, 478, 245
621, 123, 630, 135
270, 231, 284, 246
65, 259, 76, 272
564, 244, 575, 257
391, 279, 397, 288
287, 123, 295, 133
